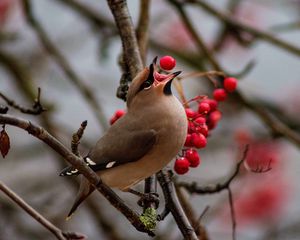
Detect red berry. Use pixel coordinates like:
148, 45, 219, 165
160, 56, 176, 70
188, 121, 195, 133
195, 124, 208, 137
198, 102, 210, 114
184, 134, 193, 147
223, 77, 237, 92
213, 88, 227, 102
115, 109, 126, 118
194, 116, 206, 125
185, 108, 196, 119
191, 133, 207, 149
185, 149, 200, 168
207, 110, 222, 129
209, 110, 222, 123
202, 99, 218, 111
174, 157, 190, 175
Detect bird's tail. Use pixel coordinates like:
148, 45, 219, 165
66, 176, 95, 219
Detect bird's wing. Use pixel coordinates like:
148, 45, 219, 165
59, 128, 157, 176
86, 128, 158, 171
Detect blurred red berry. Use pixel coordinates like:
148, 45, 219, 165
207, 110, 222, 129
185, 108, 196, 119
194, 116, 206, 125
198, 102, 210, 114
202, 99, 218, 111
184, 134, 193, 147
191, 133, 207, 149
160, 56, 176, 70
188, 121, 195, 133
195, 124, 208, 137
224, 77, 238, 92
185, 149, 200, 167
213, 88, 227, 102
174, 157, 190, 174
209, 110, 222, 123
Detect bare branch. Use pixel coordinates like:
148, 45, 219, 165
187, 0, 300, 57
227, 187, 236, 240
0, 88, 46, 115
157, 169, 198, 240
176, 186, 209, 239
71, 120, 88, 157
0, 114, 154, 236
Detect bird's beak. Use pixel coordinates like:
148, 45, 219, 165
154, 71, 182, 95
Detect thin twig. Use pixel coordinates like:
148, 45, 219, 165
227, 187, 236, 240
71, 120, 88, 157
157, 169, 198, 240
0, 114, 154, 236
187, 0, 300, 57
0, 88, 46, 115
22, 0, 108, 130
176, 186, 209, 239
178, 145, 249, 194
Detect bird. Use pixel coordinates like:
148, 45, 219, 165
60, 57, 188, 218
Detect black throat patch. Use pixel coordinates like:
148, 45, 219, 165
163, 79, 173, 95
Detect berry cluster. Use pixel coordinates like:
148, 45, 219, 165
174, 76, 238, 175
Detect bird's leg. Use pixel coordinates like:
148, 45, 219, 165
127, 188, 159, 209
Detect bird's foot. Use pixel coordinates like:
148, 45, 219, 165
127, 188, 160, 209
137, 192, 160, 209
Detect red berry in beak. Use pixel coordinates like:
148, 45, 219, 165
160, 55, 176, 71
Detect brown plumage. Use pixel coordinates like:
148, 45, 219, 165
60, 59, 187, 218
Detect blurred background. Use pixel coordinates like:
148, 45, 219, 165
0, 0, 300, 239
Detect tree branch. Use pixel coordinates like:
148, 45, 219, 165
0, 88, 46, 115
157, 169, 198, 240
0, 114, 154, 236
187, 0, 300, 57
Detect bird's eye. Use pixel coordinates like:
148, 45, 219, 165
142, 81, 152, 90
